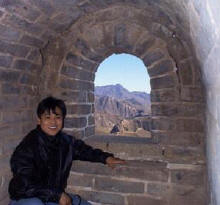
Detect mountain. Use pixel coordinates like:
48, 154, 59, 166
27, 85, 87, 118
95, 84, 151, 135
95, 84, 151, 116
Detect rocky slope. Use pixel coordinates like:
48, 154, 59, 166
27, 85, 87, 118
95, 84, 151, 135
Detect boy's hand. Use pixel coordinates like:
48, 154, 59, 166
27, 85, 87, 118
59, 192, 72, 205
106, 156, 126, 169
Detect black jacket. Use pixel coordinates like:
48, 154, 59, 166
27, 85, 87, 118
9, 126, 113, 203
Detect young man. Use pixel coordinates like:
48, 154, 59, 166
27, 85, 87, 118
9, 97, 125, 205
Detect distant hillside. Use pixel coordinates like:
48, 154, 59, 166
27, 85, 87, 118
95, 84, 151, 117
95, 84, 151, 135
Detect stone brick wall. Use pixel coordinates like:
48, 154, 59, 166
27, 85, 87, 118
0, 0, 209, 204
187, 1, 220, 205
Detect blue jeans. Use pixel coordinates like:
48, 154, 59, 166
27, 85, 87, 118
9, 194, 92, 205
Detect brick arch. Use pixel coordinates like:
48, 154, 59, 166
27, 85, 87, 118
55, 19, 204, 159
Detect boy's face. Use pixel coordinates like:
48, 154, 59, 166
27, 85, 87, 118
37, 107, 63, 136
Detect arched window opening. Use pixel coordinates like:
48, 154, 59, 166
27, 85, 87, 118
95, 53, 151, 138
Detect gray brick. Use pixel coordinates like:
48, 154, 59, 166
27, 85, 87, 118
143, 50, 165, 67
134, 37, 156, 57
147, 183, 169, 196
148, 59, 173, 77
0, 70, 20, 82
77, 190, 124, 205
0, 24, 21, 41
2, 83, 20, 94
95, 177, 145, 193
29, 0, 55, 16
85, 126, 95, 137
60, 78, 94, 91
4, 14, 42, 35
151, 75, 176, 89
27, 49, 41, 61
0, 39, 30, 57
0, 96, 28, 110
68, 173, 93, 187
65, 53, 97, 72
0, 55, 13, 68
13, 59, 41, 73
0, 10, 3, 18
64, 129, 85, 139
67, 104, 91, 115
20, 35, 44, 48
65, 117, 87, 128
127, 195, 163, 205
0, 175, 10, 201
20, 73, 36, 85
151, 104, 178, 116
88, 115, 95, 125
151, 118, 175, 130
71, 161, 169, 182
151, 89, 177, 102
61, 66, 95, 81
1, 0, 41, 21
176, 119, 204, 132
60, 91, 87, 102
171, 169, 204, 186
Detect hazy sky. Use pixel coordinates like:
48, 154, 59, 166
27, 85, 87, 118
95, 53, 151, 93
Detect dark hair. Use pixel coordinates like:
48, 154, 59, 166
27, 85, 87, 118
37, 96, 67, 119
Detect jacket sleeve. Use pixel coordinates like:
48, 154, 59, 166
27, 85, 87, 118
72, 139, 114, 163
9, 139, 62, 203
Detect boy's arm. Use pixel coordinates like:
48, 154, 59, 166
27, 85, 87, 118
72, 139, 125, 165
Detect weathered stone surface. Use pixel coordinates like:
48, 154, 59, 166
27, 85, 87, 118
180, 87, 204, 102
66, 53, 97, 72
150, 74, 176, 89
27, 49, 41, 61
76, 190, 124, 205
176, 119, 204, 132
61, 66, 95, 81
13, 59, 41, 73
60, 78, 94, 91
171, 169, 204, 186
65, 117, 87, 128
151, 89, 177, 102
20, 35, 44, 48
94, 176, 145, 193
0, 0, 41, 22
147, 183, 170, 196
127, 195, 163, 205
0, 55, 13, 68
68, 173, 93, 187
143, 49, 165, 67
64, 129, 85, 139
151, 118, 175, 130
85, 126, 95, 137
2, 83, 20, 94
20, 73, 36, 85
134, 36, 156, 57
0, 24, 21, 41
87, 92, 94, 103
88, 115, 95, 125
151, 104, 178, 116
0, 39, 30, 57
177, 103, 204, 117
0, 70, 20, 83
60, 91, 87, 102
148, 59, 173, 77
3, 14, 42, 35
151, 131, 204, 146
71, 160, 169, 182
67, 104, 91, 115
178, 60, 193, 85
